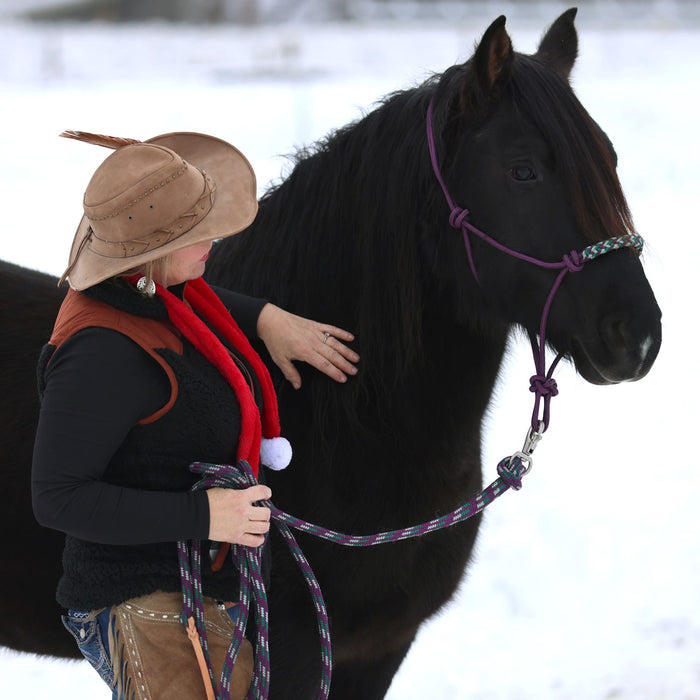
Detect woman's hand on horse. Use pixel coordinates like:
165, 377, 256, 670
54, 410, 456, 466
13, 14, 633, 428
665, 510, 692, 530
206, 485, 272, 547
257, 303, 359, 389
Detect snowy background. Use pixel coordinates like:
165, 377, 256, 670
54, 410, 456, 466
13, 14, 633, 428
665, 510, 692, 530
0, 1, 698, 698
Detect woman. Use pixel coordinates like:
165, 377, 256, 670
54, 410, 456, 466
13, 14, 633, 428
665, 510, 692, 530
31, 131, 359, 699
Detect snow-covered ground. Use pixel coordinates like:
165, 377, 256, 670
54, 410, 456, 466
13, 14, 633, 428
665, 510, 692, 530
0, 4, 698, 698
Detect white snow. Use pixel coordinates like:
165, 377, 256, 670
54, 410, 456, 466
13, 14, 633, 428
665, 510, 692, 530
0, 5, 698, 699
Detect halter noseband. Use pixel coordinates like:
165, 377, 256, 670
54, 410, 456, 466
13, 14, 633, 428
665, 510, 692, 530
426, 98, 643, 441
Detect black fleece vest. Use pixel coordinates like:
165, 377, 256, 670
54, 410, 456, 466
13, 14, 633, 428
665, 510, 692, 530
39, 281, 266, 610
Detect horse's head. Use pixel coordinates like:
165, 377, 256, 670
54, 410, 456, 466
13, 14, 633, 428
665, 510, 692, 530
431, 8, 661, 385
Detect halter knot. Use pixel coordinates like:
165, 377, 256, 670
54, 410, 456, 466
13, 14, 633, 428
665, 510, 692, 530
563, 250, 585, 273
529, 374, 559, 398
448, 207, 470, 229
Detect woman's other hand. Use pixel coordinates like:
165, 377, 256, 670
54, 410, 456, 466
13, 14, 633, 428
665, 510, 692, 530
206, 485, 272, 547
257, 303, 360, 389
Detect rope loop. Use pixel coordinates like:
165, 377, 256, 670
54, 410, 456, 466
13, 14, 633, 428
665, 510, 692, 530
448, 206, 470, 229
496, 456, 525, 490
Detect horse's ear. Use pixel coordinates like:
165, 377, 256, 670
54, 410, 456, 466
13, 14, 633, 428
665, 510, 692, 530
536, 7, 579, 80
473, 15, 513, 96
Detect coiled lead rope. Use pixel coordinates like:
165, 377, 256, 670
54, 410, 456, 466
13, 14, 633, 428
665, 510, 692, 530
178, 439, 535, 700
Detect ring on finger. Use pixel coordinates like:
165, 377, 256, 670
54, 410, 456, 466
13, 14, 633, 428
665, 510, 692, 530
323, 332, 331, 344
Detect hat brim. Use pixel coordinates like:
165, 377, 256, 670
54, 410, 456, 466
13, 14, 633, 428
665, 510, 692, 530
65, 132, 258, 290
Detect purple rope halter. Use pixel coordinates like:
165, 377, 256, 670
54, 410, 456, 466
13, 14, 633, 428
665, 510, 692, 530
176, 97, 645, 700
426, 98, 643, 433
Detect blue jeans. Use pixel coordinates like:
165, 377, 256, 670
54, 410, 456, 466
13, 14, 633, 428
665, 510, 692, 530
61, 608, 115, 694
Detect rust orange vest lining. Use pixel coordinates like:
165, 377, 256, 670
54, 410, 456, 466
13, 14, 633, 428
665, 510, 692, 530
48, 288, 183, 425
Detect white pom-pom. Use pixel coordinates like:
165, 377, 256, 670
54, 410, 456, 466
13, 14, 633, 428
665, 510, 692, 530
260, 437, 292, 471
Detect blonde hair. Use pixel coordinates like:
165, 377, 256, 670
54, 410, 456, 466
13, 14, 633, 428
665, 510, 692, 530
123, 254, 173, 295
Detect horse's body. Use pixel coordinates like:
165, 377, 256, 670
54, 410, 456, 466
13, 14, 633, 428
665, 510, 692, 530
0, 9, 660, 700
0, 261, 68, 655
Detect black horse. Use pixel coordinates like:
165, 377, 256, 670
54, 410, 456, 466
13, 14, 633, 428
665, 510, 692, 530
0, 8, 661, 700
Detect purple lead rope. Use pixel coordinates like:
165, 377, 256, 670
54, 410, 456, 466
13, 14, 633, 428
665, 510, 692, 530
178, 450, 530, 700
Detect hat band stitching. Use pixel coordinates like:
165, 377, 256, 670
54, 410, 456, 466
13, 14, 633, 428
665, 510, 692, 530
87, 173, 216, 259
86, 162, 189, 222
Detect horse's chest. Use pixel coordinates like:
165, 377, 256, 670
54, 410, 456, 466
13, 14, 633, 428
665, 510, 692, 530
326, 515, 480, 662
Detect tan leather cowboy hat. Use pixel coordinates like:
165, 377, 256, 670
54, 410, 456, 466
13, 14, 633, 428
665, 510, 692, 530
59, 130, 258, 290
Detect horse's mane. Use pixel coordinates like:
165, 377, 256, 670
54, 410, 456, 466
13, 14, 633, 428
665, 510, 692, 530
215, 86, 441, 393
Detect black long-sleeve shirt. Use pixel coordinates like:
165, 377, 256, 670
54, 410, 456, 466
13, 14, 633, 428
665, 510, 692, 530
31, 287, 266, 546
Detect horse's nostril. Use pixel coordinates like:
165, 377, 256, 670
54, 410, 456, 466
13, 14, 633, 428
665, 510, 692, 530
600, 314, 629, 351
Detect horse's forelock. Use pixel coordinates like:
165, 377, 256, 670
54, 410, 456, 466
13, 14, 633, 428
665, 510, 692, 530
509, 56, 635, 244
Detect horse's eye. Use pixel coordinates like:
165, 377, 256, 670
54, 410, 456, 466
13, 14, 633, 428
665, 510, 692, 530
510, 165, 536, 181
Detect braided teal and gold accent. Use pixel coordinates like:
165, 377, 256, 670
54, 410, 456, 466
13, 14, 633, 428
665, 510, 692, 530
582, 234, 644, 261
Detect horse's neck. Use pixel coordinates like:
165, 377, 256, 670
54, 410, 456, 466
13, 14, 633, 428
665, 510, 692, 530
395, 313, 508, 441
282, 315, 509, 526
325, 312, 508, 480
245, 190, 510, 431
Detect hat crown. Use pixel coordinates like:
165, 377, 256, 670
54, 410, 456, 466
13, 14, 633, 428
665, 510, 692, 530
83, 143, 207, 245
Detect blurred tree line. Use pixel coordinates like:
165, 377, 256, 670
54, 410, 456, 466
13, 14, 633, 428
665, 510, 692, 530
21, 0, 648, 24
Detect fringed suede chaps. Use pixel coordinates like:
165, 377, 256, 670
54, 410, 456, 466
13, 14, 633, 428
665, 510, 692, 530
109, 591, 253, 700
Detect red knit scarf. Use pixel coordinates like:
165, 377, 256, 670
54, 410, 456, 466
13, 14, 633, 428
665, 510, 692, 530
128, 275, 280, 479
